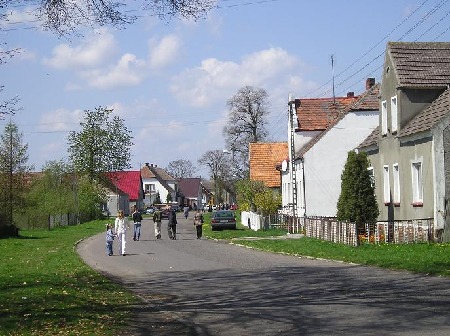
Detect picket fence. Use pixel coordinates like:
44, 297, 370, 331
268, 214, 435, 246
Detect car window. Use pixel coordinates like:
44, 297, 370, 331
214, 211, 234, 218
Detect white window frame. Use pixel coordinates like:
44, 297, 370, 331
144, 183, 155, 193
381, 100, 388, 135
383, 165, 390, 204
391, 96, 398, 133
411, 160, 423, 204
393, 163, 400, 204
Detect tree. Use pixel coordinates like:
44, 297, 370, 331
223, 86, 270, 177
337, 151, 379, 226
0, 121, 33, 235
235, 178, 265, 212
165, 159, 196, 180
67, 106, 133, 182
254, 188, 282, 216
10, 0, 214, 36
198, 149, 231, 204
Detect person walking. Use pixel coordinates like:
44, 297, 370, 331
153, 207, 162, 239
132, 205, 143, 241
183, 205, 189, 219
114, 210, 129, 256
193, 209, 204, 239
105, 223, 115, 256
167, 206, 177, 240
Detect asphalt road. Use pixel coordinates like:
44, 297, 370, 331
77, 213, 450, 336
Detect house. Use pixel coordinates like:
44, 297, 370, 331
281, 78, 379, 217
140, 163, 177, 207
249, 142, 288, 191
358, 42, 450, 241
104, 171, 144, 216
178, 178, 203, 210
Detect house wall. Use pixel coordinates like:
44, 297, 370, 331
303, 110, 379, 217
106, 193, 129, 217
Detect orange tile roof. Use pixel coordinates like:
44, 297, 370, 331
296, 96, 358, 131
249, 142, 288, 188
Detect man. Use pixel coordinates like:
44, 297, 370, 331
132, 205, 143, 241
152, 207, 162, 239
167, 206, 177, 240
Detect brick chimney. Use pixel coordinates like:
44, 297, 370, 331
366, 77, 375, 90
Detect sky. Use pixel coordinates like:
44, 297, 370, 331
0, 0, 449, 178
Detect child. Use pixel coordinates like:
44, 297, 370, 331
105, 223, 115, 256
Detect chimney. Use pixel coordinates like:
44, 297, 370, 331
347, 92, 355, 97
366, 77, 375, 90
145, 162, 149, 167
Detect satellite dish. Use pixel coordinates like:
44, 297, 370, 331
281, 160, 288, 172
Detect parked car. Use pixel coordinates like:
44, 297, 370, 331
210, 210, 236, 231
145, 207, 155, 214
171, 204, 181, 212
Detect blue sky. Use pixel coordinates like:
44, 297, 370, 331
0, 0, 449, 177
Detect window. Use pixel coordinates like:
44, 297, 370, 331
383, 165, 390, 204
381, 100, 388, 135
367, 167, 375, 188
144, 184, 155, 193
393, 163, 400, 205
391, 96, 398, 133
411, 161, 423, 205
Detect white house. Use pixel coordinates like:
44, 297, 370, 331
140, 163, 177, 207
281, 79, 379, 218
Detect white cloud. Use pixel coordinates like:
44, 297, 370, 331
148, 34, 182, 69
43, 29, 117, 69
80, 53, 146, 89
38, 108, 83, 132
170, 47, 299, 107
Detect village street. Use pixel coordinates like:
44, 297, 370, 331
77, 214, 450, 336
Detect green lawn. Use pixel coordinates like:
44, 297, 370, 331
0, 220, 139, 336
2, 214, 450, 335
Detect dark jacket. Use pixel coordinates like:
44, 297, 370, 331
168, 209, 177, 225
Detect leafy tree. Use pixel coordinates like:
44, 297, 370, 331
77, 175, 107, 222
223, 86, 270, 178
154, 191, 162, 205
198, 149, 231, 204
235, 178, 265, 212
254, 188, 282, 216
67, 106, 133, 182
166, 192, 173, 203
0, 121, 33, 235
165, 159, 196, 180
337, 151, 379, 226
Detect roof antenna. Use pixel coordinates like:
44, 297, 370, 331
331, 54, 336, 105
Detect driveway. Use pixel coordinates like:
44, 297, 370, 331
77, 213, 450, 336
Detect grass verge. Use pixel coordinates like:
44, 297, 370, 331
0, 220, 140, 336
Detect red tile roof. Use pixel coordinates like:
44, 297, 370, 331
296, 96, 359, 131
105, 171, 142, 200
249, 142, 288, 188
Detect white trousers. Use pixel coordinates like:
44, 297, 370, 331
154, 221, 161, 237
117, 231, 126, 255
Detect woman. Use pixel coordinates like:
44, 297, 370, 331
114, 210, 129, 256
193, 210, 204, 239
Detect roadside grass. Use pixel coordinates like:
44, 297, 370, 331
0, 220, 140, 336
202, 211, 450, 277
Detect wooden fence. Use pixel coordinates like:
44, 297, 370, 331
268, 214, 435, 246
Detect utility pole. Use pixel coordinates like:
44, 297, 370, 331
288, 94, 298, 219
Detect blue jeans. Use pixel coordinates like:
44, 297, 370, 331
133, 223, 141, 240
106, 241, 113, 255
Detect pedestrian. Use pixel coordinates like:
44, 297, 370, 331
114, 209, 130, 256
105, 223, 115, 256
153, 207, 162, 239
183, 205, 189, 219
193, 209, 204, 239
167, 206, 177, 240
132, 205, 143, 241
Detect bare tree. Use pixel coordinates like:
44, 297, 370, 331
36, 0, 215, 36
223, 86, 270, 177
198, 150, 231, 205
165, 159, 196, 180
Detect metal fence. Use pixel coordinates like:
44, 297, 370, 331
268, 214, 435, 246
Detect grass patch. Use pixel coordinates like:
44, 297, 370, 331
0, 220, 140, 336
232, 237, 450, 277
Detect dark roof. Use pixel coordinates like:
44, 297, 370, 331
358, 126, 380, 149
399, 87, 450, 138
298, 83, 380, 158
178, 178, 201, 198
388, 42, 450, 89
105, 171, 142, 200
